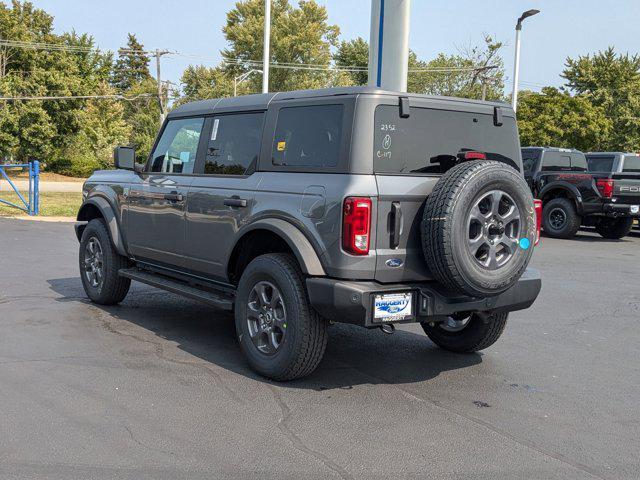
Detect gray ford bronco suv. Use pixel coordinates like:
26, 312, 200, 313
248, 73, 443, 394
76, 87, 542, 380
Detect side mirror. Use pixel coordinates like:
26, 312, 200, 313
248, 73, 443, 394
114, 146, 136, 171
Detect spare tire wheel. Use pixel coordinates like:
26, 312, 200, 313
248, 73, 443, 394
422, 160, 536, 297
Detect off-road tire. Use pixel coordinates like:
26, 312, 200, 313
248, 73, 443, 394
421, 312, 508, 353
422, 160, 536, 298
234, 253, 328, 381
79, 219, 131, 305
594, 216, 634, 239
542, 198, 581, 239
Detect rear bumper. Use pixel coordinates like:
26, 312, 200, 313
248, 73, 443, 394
306, 268, 542, 328
602, 202, 640, 217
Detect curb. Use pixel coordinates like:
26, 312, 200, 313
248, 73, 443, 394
2, 216, 77, 223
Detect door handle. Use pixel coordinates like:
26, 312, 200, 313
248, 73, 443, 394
164, 193, 184, 202
390, 202, 402, 249
224, 196, 247, 208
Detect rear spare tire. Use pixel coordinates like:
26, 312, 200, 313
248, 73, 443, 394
594, 216, 633, 239
422, 160, 536, 298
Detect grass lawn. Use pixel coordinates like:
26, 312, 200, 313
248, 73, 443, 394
0, 192, 82, 217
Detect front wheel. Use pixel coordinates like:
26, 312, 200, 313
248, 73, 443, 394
234, 253, 328, 381
594, 217, 634, 239
79, 219, 131, 305
421, 312, 508, 353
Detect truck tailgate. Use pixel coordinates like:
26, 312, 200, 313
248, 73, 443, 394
612, 173, 640, 205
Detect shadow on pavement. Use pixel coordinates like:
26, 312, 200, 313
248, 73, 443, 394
47, 276, 482, 391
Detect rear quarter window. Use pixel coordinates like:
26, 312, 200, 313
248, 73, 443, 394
570, 153, 588, 172
622, 155, 640, 173
373, 105, 521, 175
521, 149, 541, 173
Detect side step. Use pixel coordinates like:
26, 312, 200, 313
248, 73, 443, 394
119, 268, 234, 311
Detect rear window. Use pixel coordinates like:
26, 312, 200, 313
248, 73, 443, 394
271, 104, 343, 168
521, 149, 541, 173
373, 105, 520, 175
541, 152, 571, 171
587, 155, 615, 173
622, 155, 640, 173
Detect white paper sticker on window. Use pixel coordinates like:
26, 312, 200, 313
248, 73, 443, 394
211, 118, 220, 141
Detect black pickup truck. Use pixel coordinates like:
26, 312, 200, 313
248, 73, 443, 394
522, 147, 640, 239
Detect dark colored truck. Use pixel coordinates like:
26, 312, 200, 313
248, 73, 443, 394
75, 87, 542, 380
522, 147, 640, 239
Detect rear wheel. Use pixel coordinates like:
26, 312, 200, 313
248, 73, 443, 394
595, 217, 634, 239
421, 312, 508, 353
542, 198, 581, 239
234, 253, 328, 381
79, 219, 131, 305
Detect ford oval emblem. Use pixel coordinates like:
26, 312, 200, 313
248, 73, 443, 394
386, 258, 404, 268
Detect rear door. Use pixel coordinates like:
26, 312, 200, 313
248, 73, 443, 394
183, 112, 266, 281
125, 117, 204, 268
521, 148, 541, 191
372, 103, 522, 283
613, 155, 640, 208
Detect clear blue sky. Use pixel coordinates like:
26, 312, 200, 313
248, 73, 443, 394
29, 0, 640, 92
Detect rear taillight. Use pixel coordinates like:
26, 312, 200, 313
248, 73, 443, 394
596, 178, 614, 198
534, 199, 543, 246
342, 197, 372, 255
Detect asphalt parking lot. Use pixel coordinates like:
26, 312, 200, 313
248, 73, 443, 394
1, 219, 639, 480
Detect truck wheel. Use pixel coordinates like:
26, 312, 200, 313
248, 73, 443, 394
542, 198, 581, 239
422, 161, 536, 298
234, 253, 328, 381
421, 312, 508, 353
79, 219, 131, 305
594, 217, 634, 239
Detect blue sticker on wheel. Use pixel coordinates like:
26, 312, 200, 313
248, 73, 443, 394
519, 238, 531, 250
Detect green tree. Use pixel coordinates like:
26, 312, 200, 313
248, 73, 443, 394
334, 37, 369, 85
517, 87, 612, 152
112, 33, 151, 92
562, 47, 640, 151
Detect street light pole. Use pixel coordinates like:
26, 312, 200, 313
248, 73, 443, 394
511, 9, 540, 112
262, 0, 271, 93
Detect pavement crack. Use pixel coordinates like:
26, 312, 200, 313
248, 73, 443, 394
336, 360, 609, 480
267, 385, 353, 480
92, 307, 245, 405
124, 425, 178, 458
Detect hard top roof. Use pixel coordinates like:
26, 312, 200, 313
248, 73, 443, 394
168, 86, 511, 118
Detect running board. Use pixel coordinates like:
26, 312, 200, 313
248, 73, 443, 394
119, 268, 234, 310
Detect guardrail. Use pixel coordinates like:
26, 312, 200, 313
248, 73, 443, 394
0, 161, 40, 216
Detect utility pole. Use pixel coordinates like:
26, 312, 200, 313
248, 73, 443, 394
155, 49, 171, 125
262, 0, 271, 93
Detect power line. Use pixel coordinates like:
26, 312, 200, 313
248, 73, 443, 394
0, 39, 501, 75
0, 93, 155, 102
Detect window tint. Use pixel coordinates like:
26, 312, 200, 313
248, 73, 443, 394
587, 155, 615, 173
541, 152, 571, 171
521, 149, 541, 173
272, 105, 343, 168
622, 155, 640, 173
570, 153, 588, 172
149, 118, 204, 174
373, 105, 521, 175
204, 113, 264, 175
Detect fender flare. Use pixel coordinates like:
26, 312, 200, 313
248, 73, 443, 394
538, 182, 584, 215
76, 196, 127, 257
231, 218, 326, 276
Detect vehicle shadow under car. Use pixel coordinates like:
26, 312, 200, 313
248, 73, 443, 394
47, 276, 482, 391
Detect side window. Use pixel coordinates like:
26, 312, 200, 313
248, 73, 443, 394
272, 105, 344, 168
570, 153, 588, 172
149, 118, 204, 174
587, 155, 615, 172
205, 112, 265, 175
521, 149, 541, 173
541, 152, 570, 171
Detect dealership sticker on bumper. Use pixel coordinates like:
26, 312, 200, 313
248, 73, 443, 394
374, 293, 413, 322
